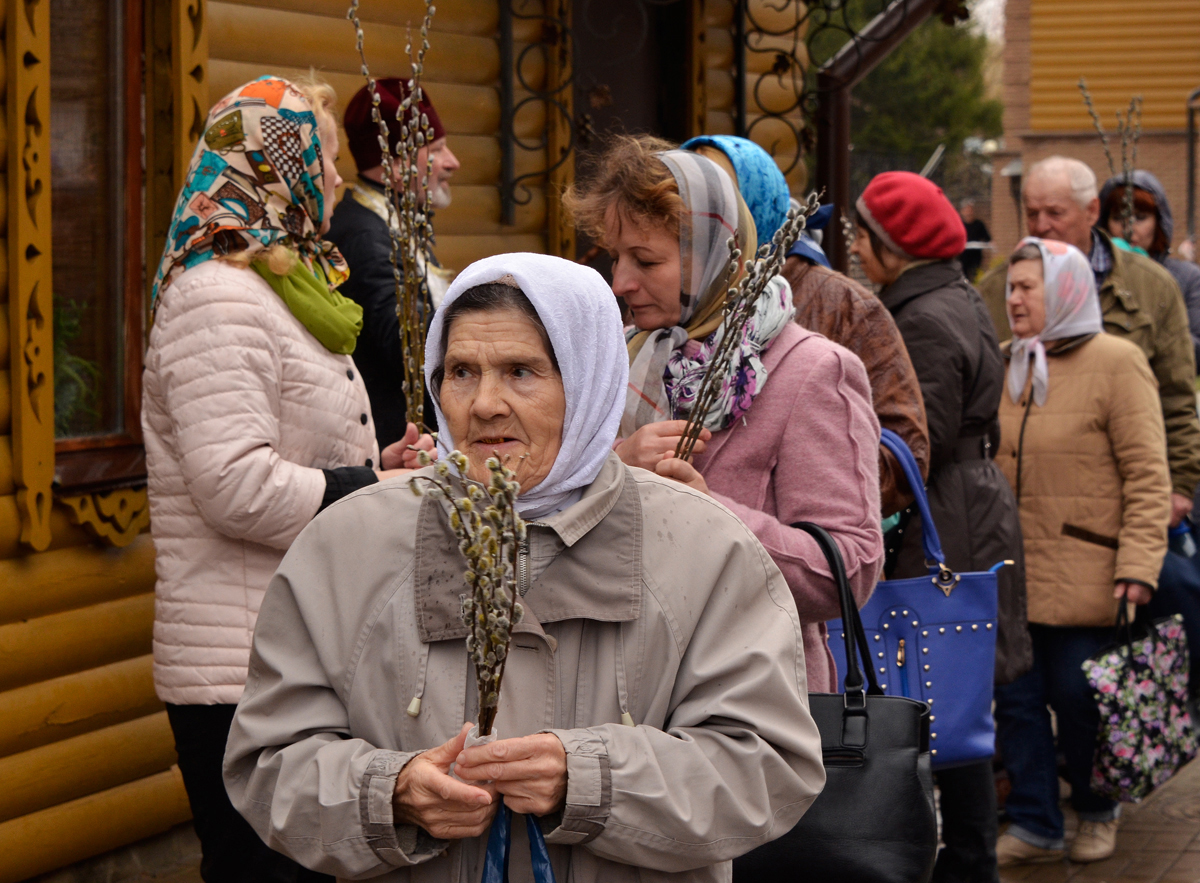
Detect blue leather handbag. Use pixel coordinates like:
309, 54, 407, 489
828, 429, 1003, 769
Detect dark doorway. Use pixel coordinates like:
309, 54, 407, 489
572, 0, 691, 265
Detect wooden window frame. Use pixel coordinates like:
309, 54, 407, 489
53, 0, 148, 495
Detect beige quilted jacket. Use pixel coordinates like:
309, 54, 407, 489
143, 260, 378, 705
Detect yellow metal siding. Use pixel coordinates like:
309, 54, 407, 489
1030, 0, 1200, 131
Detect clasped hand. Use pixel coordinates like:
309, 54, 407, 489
615, 420, 712, 494
394, 723, 568, 841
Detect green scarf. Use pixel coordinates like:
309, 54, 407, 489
252, 261, 363, 355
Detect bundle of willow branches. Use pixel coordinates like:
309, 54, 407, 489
348, 0, 437, 429
411, 451, 525, 736
675, 194, 822, 461
1078, 79, 1143, 243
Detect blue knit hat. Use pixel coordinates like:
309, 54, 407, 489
682, 135, 789, 250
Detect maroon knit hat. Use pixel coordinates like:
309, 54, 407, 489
855, 171, 966, 260
343, 78, 447, 174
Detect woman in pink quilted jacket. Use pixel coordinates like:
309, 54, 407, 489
142, 76, 428, 882
566, 135, 883, 694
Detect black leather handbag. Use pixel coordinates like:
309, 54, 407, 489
733, 522, 938, 883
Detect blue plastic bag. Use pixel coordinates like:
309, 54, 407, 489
480, 806, 556, 883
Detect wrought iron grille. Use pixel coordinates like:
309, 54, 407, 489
499, 0, 574, 224
732, 0, 966, 183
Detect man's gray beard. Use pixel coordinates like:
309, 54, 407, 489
429, 184, 452, 210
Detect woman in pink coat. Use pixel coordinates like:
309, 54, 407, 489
567, 136, 883, 691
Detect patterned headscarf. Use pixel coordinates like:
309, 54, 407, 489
1006, 237, 1104, 406
621, 151, 795, 437
151, 76, 349, 306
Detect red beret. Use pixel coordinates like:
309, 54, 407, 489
855, 171, 966, 260
343, 78, 447, 174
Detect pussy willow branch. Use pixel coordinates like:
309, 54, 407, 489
348, 0, 437, 430
1079, 80, 1144, 242
1079, 79, 1116, 179
1120, 96, 1143, 243
675, 194, 821, 461
411, 451, 525, 736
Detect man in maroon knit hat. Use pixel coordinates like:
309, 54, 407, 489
327, 78, 460, 449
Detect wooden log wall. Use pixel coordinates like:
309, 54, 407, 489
0, 1, 193, 878
207, 0, 551, 270
704, 0, 808, 194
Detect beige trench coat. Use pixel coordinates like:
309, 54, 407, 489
224, 453, 825, 882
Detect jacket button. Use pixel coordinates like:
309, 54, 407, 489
347, 369, 355, 381
365, 458, 373, 468
360, 413, 368, 425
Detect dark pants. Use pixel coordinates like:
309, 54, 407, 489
932, 760, 999, 883
993, 625, 1118, 847
166, 704, 333, 883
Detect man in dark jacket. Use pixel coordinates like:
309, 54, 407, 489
978, 156, 1200, 527
326, 79, 460, 449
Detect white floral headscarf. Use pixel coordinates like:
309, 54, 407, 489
1006, 237, 1104, 405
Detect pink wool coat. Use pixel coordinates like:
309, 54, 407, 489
694, 322, 883, 692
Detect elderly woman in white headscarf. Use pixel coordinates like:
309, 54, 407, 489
223, 253, 825, 883
993, 238, 1170, 867
565, 135, 882, 693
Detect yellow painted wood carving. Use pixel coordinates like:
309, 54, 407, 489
7, 0, 54, 551
57, 488, 150, 548
172, 0, 209, 191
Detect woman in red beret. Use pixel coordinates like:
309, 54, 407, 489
851, 171, 1029, 883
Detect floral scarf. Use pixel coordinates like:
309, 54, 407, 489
1006, 237, 1104, 406
622, 150, 794, 436
151, 76, 350, 308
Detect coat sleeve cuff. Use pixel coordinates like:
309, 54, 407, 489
540, 729, 612, 845
359, 751, 448, 866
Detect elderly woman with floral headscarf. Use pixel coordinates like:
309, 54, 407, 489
994, 238, 1170, 868
143, 76, 431, 882
223, 252, 825, 882
564, 135, 883, 693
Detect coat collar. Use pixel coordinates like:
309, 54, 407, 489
412, 453, 642, 643
1000, 333, 1098, 361
878, 260, 965, 314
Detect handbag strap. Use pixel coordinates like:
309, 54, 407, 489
795, 522, 882, 697
880, 429, 947, 569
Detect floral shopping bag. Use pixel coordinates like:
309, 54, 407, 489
1083, 610, 1197, 802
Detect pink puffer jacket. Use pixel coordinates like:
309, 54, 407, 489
143, 260, 378, 705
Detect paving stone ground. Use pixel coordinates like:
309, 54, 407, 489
1000, 759, 1200, 883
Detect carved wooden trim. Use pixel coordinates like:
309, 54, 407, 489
8, 0, 54, 551
58, 487, 150, 548
545, 0, 574, 259
171, 0, 209, 192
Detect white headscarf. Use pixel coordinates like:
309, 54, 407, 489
1006, 237, 1104, 406
424, 253, 628, 518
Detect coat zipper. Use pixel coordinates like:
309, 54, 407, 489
517, 533, 531, 596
